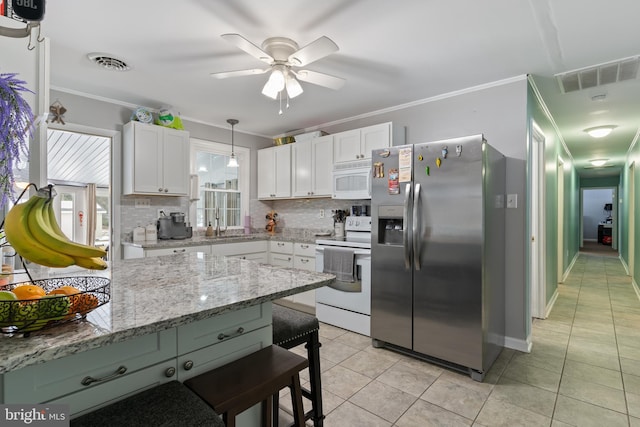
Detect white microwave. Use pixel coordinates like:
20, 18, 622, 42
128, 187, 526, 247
332, 160, 371, 199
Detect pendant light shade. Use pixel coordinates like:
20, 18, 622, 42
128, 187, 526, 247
227, 119, 239, 168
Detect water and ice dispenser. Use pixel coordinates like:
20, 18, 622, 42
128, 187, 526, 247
377, 205, 405, 246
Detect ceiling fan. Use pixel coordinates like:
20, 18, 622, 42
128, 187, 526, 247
211, 34, 345, 100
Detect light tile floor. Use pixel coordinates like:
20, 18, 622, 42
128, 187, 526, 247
279, 253, 640, 426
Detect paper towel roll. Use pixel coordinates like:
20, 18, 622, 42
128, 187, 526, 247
189, 174, 200, 201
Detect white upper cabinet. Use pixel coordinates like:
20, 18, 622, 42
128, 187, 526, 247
123, 122, 190, 196
292, 135, 333, 197
334, 122, 392, 163
257, 144, 292, 199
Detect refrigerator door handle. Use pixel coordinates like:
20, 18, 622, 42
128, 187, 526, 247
413, 182, 421, 270
403, 183, 412, 270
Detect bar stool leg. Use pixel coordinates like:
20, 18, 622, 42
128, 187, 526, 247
307, 330, 324, 427
290, 373, 305, 427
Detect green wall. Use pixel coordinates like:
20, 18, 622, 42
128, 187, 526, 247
622, 139, 640, 284
527, 79, 581, 307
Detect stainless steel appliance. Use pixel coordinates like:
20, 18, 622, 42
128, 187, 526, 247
157, 211, 190, 240
332, 160, 372, 199
315, 216, 372, 336
370, 134, 505, 381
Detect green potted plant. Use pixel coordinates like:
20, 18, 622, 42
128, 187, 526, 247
0, 73, 33, 210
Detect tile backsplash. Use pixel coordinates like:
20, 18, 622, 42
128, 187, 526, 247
121, 195, 369, 241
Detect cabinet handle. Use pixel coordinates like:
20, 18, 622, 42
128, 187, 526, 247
217, 327, 245, 341
301, 258, 309, 263
241, 256, 246, 259
158, 188, 163, 192
300, 244, 309, 249
165, 367, 176, 377
173, 249, 186, 253
81, 366, 127, 386
164, 188, 168, 193
183, 360, 194, 371
277, 242, 285, 247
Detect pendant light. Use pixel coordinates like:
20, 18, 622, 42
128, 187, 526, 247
227, 119, 239, 168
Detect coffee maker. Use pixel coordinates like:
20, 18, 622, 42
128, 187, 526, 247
157, 212, 191, 240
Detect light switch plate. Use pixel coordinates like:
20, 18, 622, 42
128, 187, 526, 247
507, 194, 517, 209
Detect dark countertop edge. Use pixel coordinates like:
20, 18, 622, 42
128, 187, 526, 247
0, 277, 334, 374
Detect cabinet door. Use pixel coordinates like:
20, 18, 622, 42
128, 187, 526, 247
257, 148, 276, 199
333, 129, 362, 163
361, 123, 391, 160
132, 123, 164, 194
271, 253, 293, 267
292, 140, 313, 197
162, 128, 190, 195
274, 145, 292, 198
312, 135, 334, 196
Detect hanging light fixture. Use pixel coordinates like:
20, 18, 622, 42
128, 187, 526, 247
227, 119, 239, 168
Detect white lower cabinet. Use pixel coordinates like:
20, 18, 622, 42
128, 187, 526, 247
269, 241, 294, 268
212, 241, 268, 263
270, 241, 316, 309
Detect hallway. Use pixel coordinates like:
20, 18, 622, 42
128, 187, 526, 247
278, 253, 640, 425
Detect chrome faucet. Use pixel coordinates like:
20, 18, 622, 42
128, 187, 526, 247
215, 208, 227, 236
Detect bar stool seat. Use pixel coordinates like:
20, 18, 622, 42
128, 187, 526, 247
71, 380, 224, 427
185, 345, 308, 427
272, 304, 324, 427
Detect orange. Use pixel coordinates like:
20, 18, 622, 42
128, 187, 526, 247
72, 293, 99, 315
13, 284, 46, 300
48, 286, 81, 296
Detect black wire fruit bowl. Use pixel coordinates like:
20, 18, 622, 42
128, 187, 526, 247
0, 276, 110, 337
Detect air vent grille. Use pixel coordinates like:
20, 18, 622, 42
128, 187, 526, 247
555, 56, 640, 93
87, 53, 131, 71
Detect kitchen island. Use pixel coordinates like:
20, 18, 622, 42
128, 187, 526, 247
0, 253, 335, 421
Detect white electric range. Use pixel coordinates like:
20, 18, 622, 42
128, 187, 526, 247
315, 216, 372, 336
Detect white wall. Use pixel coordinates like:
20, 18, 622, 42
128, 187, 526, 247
583, 188, 614, 241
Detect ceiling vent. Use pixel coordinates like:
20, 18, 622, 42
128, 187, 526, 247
555, 56, 639, 93
87, 53, 131, 71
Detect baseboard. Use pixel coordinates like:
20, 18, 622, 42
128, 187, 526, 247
620, 256, 630, 275
504, 334, 532, 353
545, 289, 559, 318
633, 277, 640, 302
562, 252, 579, 282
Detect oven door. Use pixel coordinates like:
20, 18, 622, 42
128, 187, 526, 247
315, 247, 371, 315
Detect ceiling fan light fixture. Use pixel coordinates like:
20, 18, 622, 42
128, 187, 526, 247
590, 159, 608, 167
584, 125, 615, 138
262, 68, 285, 99
285, 74, 303, 98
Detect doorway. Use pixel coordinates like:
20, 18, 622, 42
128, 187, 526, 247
557, 158, 564, 283
580, 187, 617, 257
47, 127, 113, 258
530, 122, 546, 319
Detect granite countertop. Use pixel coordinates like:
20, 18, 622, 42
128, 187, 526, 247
0, 254, 335, 374
122, 232, 321, 249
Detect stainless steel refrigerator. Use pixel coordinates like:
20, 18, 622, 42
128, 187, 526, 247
370, 134, 505, 381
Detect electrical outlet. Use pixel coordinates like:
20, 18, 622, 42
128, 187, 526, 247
135, 198, 150, 208
319, 209, 325, 218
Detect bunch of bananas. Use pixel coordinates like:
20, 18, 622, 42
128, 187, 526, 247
3, 190, 107, 269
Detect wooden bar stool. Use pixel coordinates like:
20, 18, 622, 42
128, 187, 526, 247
184, 345, 308, 427
71, 380, 224, 427
272, 304, 324, 427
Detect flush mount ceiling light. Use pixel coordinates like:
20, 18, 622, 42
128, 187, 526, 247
590, 159, 608, 167
87, 52, 131, 71
211, 34, 345, 115
584, 126, 616, 138
226, 119, 239, 168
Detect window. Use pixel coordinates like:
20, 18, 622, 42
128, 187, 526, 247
190, 138, 249, 229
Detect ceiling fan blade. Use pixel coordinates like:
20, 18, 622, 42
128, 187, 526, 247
210, 68, 269, 79
288, 36, 338, 66
221, 33, 274, 64
294, 70, 345, 90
